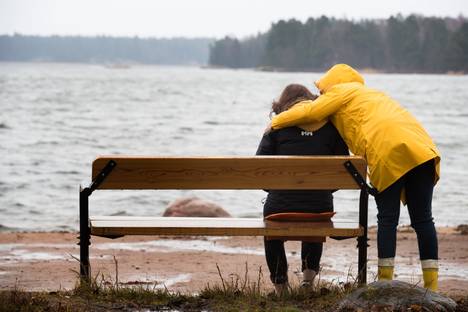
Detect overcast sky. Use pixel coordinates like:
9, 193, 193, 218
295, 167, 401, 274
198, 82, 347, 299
1, 0, 467, 38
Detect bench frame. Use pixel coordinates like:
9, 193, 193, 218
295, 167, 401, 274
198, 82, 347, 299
79, 156, 371, 284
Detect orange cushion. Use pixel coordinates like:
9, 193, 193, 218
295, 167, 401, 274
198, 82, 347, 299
264, 212, 335, 222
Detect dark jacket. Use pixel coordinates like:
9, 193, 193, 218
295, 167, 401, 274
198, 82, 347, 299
256, 122, 348, 216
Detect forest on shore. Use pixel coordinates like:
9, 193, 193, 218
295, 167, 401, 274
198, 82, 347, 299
0, 35, 213, 65
1, 15, 467, 73
209, 15, 468, 73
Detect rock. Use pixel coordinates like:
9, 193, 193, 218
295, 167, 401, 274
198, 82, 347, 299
456, 224, 468, 235
163, 196, 231, 217
337, 280, 457, 312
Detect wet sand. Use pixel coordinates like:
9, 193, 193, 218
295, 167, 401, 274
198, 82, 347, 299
1, 226, 467, 297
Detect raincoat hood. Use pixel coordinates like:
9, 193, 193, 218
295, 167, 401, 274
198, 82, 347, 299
315, 64, 365, 93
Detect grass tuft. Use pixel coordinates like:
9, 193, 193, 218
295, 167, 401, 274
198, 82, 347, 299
3, 259, 467, 311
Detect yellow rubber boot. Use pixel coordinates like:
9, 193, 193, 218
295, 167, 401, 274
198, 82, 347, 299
378, 266, 394, 280
378, 258, 394, 281
422, 260, 438, 291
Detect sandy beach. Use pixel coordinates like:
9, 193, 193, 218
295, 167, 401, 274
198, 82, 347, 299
1, 226, 467, 297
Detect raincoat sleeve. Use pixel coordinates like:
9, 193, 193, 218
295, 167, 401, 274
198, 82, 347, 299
271, 88, 348, 129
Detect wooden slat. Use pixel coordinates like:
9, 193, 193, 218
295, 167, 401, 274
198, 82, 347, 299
90, 216, 363, 237
92, 156, 366, 190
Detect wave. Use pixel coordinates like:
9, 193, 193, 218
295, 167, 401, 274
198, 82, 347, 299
0, 224, 17, 232
110, 210, 128, 216
53, 170, 81, 175
203, 121, 219, 125
179, 127, 193, 132
28, 209, 43, 215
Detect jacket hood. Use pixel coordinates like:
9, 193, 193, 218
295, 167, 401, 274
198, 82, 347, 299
315, 64, 365, 93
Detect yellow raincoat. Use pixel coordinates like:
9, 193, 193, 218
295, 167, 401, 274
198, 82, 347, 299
271, 64, 440, 194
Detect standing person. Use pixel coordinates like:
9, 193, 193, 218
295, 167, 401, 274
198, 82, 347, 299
268, 64, 441, 291
257, 84, 348, 294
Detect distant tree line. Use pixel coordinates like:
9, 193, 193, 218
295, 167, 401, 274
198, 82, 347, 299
209, 15, 468, 73
0, 34, 213, 65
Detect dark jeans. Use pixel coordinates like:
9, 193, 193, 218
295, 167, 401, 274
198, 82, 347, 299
264, 238, 322, 284
375, 159, 438, 260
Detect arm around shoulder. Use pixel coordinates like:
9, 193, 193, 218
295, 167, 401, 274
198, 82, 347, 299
271, 89, 347, 130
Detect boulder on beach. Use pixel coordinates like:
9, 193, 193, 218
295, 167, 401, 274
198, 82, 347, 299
337, 280, 457, 312
456, 224, 468, 235
163, 196, 231, 217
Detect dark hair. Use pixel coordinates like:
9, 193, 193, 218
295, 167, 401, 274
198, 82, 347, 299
271, 84, 318, 117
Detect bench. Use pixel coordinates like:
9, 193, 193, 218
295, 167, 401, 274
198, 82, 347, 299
79, 156, 370, 284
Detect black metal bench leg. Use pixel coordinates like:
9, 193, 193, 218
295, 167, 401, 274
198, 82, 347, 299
77, 160, 117, 283
357, 189, 369, 285
79, 187, 91, 282
357, 236, 367, 284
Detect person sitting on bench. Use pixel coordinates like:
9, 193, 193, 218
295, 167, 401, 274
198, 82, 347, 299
256, 84, 348, 293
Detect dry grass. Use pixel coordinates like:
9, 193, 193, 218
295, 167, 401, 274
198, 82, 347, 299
2, 259, 467, 311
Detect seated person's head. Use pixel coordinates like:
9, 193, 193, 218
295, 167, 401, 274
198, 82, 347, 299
271, 84, 318, 117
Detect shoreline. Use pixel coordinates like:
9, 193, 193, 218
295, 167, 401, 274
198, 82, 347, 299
201, 64, 467, 75
1, 226, 467, 297
254, 66, 467, 75
1, 61, 466, 75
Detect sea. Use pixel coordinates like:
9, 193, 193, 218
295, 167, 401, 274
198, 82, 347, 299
0, 62, 467, 232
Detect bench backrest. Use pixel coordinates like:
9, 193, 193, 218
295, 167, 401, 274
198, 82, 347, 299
92, 156, 366, 190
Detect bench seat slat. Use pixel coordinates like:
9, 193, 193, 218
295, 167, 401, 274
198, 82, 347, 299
90, 217, 363, 238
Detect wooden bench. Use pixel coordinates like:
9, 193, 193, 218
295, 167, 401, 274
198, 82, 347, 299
79, 156, 370, 284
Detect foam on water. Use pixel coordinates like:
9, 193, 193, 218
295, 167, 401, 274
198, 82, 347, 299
122, 273, 192, 290
95, 239, 264, 255
1, 63, 467, 231
0, 243, 109, 264
1, 239, 467, 281
3, 250, 67, 262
